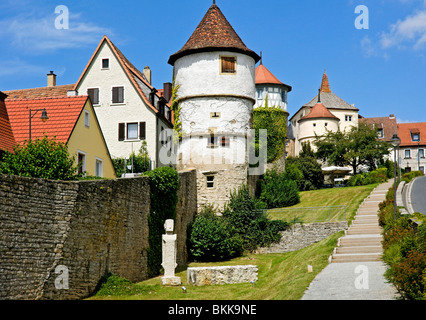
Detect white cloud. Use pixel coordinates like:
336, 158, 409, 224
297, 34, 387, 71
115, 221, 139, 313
0, 10, 112, 53
380, 10, 426, 50
0, 58, 45, 77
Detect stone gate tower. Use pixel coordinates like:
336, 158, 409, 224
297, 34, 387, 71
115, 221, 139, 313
168, 3, 260, 209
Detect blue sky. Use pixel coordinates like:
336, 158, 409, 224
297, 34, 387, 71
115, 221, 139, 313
1, 0, 426, 122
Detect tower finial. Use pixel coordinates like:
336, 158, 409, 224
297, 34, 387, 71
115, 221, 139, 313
260, 51, 263, 65
213, 0, 216, 5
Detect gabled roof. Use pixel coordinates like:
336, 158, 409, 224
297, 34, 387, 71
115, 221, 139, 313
255, 64, 292, 91
397, 122, 426, 147
0, 92, 16, 152
168, 4, 260, 65
74, 36, 172, 125
299, 102, 339, 122
6, 96, 89, 145
4, 84, 75, 100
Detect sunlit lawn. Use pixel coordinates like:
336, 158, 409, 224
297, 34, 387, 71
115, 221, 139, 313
88, 184, 379, 300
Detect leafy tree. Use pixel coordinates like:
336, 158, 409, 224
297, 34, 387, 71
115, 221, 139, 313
112, 141, 151, 177
314, 122, 391, 174
0, 136, 81, 180
258, 169, 300, 208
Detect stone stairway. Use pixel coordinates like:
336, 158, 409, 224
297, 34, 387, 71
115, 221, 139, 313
330, 181, 393, 263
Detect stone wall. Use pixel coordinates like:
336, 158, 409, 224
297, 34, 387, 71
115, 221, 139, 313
0, 169, 197, 300
187, 265, 258, 286
257, 222, 348, 254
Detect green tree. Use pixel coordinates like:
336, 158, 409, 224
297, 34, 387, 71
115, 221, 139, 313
0, 136, 81, 180
253, 106, 288, 163
314, 122, 391, 174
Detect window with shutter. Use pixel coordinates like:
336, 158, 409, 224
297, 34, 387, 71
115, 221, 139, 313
127, 123, 138, 140
118, 123, 125, 141
139, 122, 146, 140
221, 56, 236, 74
87, 88, 99, 105
112, 86, 124, 104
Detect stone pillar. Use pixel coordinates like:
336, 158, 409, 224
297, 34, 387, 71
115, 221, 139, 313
161, 219, 181, 286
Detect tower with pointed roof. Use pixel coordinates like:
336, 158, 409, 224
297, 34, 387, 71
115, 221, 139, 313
289, 71, 359, 156
254, 62, 292, 111
168, 2, 260, 210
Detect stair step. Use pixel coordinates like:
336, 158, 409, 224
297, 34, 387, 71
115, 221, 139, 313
347, 230, 382, 236
340, 237, 382, 247
336, 246, 383, 254
332, 253, 382, 263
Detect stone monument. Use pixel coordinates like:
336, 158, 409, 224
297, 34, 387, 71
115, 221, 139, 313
161, 219, 181, 286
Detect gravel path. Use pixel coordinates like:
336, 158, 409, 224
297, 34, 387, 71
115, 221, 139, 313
301, 261, 399, 300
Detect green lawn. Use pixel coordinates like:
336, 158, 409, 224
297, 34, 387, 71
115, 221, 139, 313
267, 184, 379, 224
88, 184, 379, 300
89, 231, 343, 301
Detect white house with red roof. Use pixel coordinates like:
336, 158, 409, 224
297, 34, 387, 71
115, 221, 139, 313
289, 72, 359, 156
74, 35, 173, 167
397, 122, 426, 174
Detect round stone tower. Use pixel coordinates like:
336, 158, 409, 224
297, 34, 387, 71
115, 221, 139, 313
168, 3, 260, 209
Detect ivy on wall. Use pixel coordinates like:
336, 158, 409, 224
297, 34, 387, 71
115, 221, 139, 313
143, 167, 180, 277
253, 106, 288, 163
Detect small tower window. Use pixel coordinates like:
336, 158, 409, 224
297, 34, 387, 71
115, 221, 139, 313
220, 56, 236, 74
211, 112, 221, 118
206, 176, 215, 189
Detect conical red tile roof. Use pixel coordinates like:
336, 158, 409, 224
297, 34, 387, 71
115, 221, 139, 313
299, 102, 339, 121
168, 4, 260, 65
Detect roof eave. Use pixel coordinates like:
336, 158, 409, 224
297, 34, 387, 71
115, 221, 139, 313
168, 46, 260, 66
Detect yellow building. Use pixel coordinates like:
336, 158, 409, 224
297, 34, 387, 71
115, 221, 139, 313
5, 95, 116, 179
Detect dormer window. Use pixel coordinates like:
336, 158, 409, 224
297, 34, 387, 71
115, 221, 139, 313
377, 128, 384, 139
411, 131, 420, 142
220, 56, 236, 74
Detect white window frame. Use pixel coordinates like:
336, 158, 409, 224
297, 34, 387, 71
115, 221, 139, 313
77, 150, 87, 176
126, 122, 139, 140
95, 157, 104, 178
405, 149, 411, 159
84, 110, 90, 128
101, 57, 110, 70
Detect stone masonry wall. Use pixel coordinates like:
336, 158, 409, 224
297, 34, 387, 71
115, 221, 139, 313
0, 169, 197, 300
257, 222, 348, 254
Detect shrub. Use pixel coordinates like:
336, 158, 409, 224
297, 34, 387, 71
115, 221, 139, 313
259, 169, 300, 208
112, 141, 150, 177
391, 250, 426, 300
223, 184, 289, 252
95, 273, 149, 296
347, 168, 388, 187
401, 170, 424, 183
286, 156, 323, 191
0, 135, 81, 180
188, 205, 243, 262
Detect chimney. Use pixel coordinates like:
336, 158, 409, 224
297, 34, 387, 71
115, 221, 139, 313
163, 82, 172, 102
143, 66, 151, 84
47, 71, 56, 87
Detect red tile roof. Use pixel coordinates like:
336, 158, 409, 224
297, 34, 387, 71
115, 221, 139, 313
168, 4, 260, 65
0, 92, 16, 152
255, 64, 292, 91
4, 84, 75, 100
320, 72, 332, 93
397, 122, 426, 147
299, 102, 339, 121
6, 96, 88, 145
360, 116, 398, 142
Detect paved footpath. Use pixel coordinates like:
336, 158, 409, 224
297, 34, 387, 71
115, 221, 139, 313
302, 181, 400, 300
